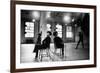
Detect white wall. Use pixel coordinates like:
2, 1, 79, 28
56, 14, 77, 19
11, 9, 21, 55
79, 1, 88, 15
0, 0, 100, 73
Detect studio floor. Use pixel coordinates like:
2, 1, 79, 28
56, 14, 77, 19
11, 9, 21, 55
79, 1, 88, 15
20, 42, 89, 63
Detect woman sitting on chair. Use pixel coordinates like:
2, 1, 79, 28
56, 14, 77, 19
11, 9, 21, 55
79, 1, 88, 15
53, 31, 64, 57
41, 31, 52, 50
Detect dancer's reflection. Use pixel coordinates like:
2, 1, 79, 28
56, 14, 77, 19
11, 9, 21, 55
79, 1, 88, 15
33, 32, 42, 60
75, 30, 84, 49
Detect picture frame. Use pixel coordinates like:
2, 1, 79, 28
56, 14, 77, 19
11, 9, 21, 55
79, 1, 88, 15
11, 0, 97, 73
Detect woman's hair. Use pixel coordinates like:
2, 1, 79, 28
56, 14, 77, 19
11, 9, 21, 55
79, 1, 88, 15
47, 31, 52, 35
53, 31, 58, 36
38, 32, 41, 36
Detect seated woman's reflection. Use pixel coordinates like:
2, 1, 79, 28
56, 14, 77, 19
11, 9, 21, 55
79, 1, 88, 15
33, 32, 42, 60
53, 31, 64, 57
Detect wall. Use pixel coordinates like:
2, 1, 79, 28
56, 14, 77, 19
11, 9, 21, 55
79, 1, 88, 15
0, 0, 100, 73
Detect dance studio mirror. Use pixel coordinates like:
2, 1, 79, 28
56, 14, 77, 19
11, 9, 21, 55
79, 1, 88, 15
11, 1, 96, 72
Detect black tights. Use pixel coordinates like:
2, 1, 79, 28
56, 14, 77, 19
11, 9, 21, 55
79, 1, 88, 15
76, 39, 84, 49
35, 50, 38, 59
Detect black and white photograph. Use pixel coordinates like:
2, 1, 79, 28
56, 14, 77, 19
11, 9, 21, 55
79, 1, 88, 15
20, 10, 90, 63
11, 1, 96, 72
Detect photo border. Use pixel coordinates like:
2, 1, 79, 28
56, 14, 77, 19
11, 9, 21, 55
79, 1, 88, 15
10, 1, 97, 73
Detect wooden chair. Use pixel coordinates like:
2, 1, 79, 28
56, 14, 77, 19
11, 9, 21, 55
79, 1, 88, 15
38, 48, 49, 61
54, 45, 63, 56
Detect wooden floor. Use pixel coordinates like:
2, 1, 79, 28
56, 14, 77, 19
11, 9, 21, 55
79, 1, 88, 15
20, 42, 89, 63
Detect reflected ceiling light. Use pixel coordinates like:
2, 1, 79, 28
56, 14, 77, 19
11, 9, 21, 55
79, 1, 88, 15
65, 24, 68, 25
32, 19, 35, 22
72, 18, 75, 22
32, 11, 40, 19
63, 15, 71, 23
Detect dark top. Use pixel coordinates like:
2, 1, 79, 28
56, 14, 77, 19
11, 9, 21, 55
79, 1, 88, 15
36, 35, 41, 45
79, 32, 83, 40
54, 36, 64, 48
33, 36, 41, 52
42, 36, 51, 49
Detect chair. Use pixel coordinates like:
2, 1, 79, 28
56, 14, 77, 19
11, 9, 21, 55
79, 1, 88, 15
38, 48, 49, 61
54, 45, 63, 56
38, 35, 51, 61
